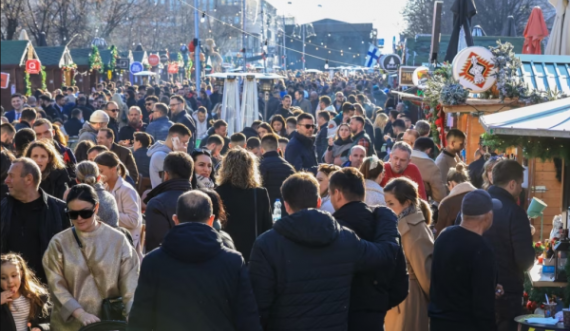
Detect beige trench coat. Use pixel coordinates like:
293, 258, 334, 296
385, 209, 434, 331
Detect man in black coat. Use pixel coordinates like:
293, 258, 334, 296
259, 134, 295, 214
170, 95, 197, 151
266, 90, 282, 119
484, 160, 534, 331
128, 190, 262, 331
284, 113, 317, 172
144, 152, 193, 252
249, 173, 399, 331
331, 168, 400, 331
315, 111, 330, 161
274, 95, 294, 119
1, 158, 69, 283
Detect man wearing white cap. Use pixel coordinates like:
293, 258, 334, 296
77, 110, 109, 144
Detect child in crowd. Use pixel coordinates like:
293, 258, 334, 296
1, 253, 50, 331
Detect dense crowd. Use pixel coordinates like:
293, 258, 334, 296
0, 71, 534, 331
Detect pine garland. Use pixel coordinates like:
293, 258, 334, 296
481, 133, 570, 162
107, 45, 118, 72
24, 72, 31, 96
89, 45, 103, 73
40, 66, 47, 90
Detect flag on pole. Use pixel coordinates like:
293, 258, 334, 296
365, 45, 381, 68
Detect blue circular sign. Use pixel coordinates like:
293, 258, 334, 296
130, 61, 143, 73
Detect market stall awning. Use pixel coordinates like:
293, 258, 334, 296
517, 54, 570, 93
479, 97, 570, 138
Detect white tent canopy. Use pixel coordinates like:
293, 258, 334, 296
479, 98, 570, 138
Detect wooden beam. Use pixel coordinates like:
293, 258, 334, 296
430, 1, 443, 64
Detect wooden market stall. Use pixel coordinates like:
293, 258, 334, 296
70, 48, 101, 93
0, 40, 40, 109
35, 46, 75, 91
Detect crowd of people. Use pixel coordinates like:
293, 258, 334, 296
0, 71, 535, 331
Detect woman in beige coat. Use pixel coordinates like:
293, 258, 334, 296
383, 177, 434, 331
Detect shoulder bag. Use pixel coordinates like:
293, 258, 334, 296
72, 227, 126, 321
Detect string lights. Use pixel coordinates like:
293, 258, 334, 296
176, 0, 366, 67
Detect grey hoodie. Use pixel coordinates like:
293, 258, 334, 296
147, 141, 172, 188
77, 122, 98, 144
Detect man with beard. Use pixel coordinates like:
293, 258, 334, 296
1, 123, 16, 151
119, 106, 148, 146
103, 101, 121, 142
380, 141, 427, 200
274, 95, 294, 119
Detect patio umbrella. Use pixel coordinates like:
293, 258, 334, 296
522, 6, 549, 54
501, 16, 517, 37
444, 0, 477, 62
545, 0, 570, 55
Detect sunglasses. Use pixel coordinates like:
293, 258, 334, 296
67, 209, 95, 220
109, 109, 119, 113
300, 124, 316, 130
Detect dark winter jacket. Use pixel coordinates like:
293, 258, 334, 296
146, 116, 173, 143
0, 189, 69, 282
333, 202, 400, 322
14, 120, 31, 131
315, 123, 328, 161
259, 151, 296, 212
249, 209, 399, 331
274, 107, 294, 120
216, 184, 273, 262
364, 118, 375, 142
40, 168, 70, 200
172, 110, 197, 151
374, 127, 386, 157
484, 186, 534, 295
468, 157, 486, 189
127, 222, 262, 331
64, 118, 83, 137
108, 117, 120, 143
241, 127, 259, 140
144, 178, 192, 252
54, 140, 77, 180
133, 147, 150, 178
1, 295, 50, 331
284, 131, 318, 172
111, 143, 139, 184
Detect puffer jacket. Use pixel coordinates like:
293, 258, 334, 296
77, 122, 98, 144
284, 131, 317, 172
484, 186, 534, 295
144, 178, 192, 252
249, 209, 399, 331
128, 223, 262, 331
259, 151, 296, 212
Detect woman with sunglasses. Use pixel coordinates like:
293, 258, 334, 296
191, 149, 215, 189
42, 184, 139, 331
323, 123, 353, 166
94, 152, 143, 256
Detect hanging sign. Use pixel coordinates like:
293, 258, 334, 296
26, 59, 41, 74
168, 62, 179, 74
107, 70, 113, 80
0, 72, 9, 89
380, 54, 401, 73
399, 66, 417, 87
116, 58, 130, 70
148, 54, 160, 67
452, 46, 497, 93
130, 61, 143, 74
412, 66, 430, 89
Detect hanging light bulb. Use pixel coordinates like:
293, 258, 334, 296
201, 12, 206, 23
324, 59, 329, 70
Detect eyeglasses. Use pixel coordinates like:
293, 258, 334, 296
109, 109, 119, 113
300, 124, 315, 130
67, 209, 95, 220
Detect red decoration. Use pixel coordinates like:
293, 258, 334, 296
26, 59, 41, 74
189, 42, 195, 53
168, 62, 179, 74
148, 54, 160, 67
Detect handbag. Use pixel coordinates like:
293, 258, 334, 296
72, 227, 126, 321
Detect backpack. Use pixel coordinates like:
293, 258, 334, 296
372, 207, 409, 309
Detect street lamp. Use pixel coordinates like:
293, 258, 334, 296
259, 78, 274, 120
201, 12, 206, 23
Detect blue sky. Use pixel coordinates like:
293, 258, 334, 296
267, 0, 407, 52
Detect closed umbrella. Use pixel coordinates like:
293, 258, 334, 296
522, 6, 549, 54
502, 16, 517, 37
545, 0, 570, 55
444, 0, 478, 62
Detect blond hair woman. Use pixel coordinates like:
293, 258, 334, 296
215, 148, 272, 262
373, 112, 389, 157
